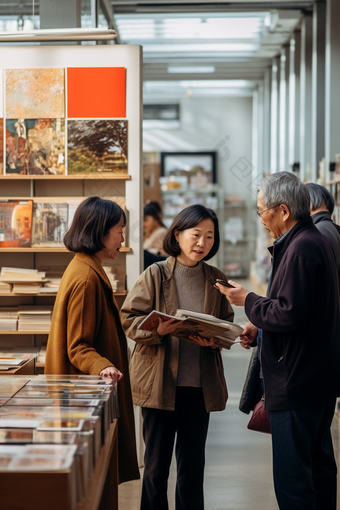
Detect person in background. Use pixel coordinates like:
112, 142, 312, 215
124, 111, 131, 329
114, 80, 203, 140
121, 204, 234, 510
45, 196, 139, 485
143, 202, 167, 256
145, 199, 163, 220
306, 183, 340, 286
216, 172, 340, 510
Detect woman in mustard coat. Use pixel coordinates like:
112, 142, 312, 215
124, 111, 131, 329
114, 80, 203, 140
45, 196, 139, 484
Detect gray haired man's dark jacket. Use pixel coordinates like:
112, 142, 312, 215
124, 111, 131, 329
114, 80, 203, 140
312, 211, 340, 289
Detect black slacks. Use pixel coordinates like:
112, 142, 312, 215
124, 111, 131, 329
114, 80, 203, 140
269, 398, 337, 510
141, 387, 210, 510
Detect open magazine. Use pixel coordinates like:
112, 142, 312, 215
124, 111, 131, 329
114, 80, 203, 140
138, 309, 244, 350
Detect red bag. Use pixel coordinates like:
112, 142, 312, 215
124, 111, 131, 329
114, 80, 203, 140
247, 396, 271, 434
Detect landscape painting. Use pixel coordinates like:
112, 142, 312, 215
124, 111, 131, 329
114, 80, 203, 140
5, 119, 65, 175
5, 68, 65, 119
67, 120, 128, 175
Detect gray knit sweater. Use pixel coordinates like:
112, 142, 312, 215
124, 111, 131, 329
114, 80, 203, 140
173, 261, 205, 387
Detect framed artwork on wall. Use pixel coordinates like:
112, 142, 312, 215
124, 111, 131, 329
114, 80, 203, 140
160, 151, 216, 190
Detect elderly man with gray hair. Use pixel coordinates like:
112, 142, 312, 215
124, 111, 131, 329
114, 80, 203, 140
216, 171, 340, 510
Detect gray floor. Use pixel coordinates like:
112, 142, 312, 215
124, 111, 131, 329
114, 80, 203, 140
119, 291, 340, 510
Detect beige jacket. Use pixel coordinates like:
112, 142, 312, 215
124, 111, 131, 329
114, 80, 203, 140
120, 257, 234, 413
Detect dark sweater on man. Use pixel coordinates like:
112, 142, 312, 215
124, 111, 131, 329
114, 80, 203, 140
245, 217, 340, 411
312, 211, 340, 290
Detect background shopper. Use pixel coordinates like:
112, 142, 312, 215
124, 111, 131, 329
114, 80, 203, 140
45, 196, 139, 484
306, 183, 340, 287
121, 204, 234, 510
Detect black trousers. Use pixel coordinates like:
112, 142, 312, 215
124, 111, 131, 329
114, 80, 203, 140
269, 398, 337, 510
141, 387, 210, 510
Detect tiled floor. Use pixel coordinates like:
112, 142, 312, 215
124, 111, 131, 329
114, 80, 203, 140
119, 284, 340, 510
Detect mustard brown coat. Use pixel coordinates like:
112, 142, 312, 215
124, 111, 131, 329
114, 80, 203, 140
120, 257, 234, 413
45, 252, 139, 484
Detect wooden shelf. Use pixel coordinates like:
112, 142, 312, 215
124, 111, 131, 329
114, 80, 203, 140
0, 293, 57, 297
0, 292, 128, 297
0, 247, 132, 253
0, 197, 126, 202
0, 331, 50, 335
0, 174, 130, 180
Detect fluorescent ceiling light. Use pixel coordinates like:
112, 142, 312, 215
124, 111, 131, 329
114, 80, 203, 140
115, 14, 265, 41
0, 28, 117, 42
143, 43, 257, 53
167, 66, 215, 74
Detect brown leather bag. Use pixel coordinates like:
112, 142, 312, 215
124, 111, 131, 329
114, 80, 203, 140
247, 396, 271, 434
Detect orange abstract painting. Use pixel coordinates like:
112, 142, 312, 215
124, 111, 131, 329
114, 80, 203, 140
5, 69, 65, 119
67, 67, 126, 118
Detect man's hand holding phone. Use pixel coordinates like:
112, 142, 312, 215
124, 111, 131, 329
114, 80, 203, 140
214, 278, 250, 306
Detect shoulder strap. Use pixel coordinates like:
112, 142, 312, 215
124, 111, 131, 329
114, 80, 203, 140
155, 262, 166, 313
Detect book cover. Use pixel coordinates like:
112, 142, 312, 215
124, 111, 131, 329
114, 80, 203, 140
0, 200, 33, 248
32, 202, 68, 247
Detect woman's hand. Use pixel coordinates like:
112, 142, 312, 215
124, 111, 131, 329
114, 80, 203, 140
239, 321, 258, 350
100, 366, 123, 381
215, 280, 249, 306
189, 335, 218, 348
157, 317, 182, 337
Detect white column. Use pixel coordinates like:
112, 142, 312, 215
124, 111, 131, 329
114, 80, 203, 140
300, 15, 313, 182
263, 68, 271, 174
312, 1, 326, 183
325, 0, 340, 183
289, 31, 301, 170
279, 46, 290, 173
270, 58, 280, 173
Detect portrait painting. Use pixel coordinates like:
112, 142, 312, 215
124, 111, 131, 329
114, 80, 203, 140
67, 120, 128, 175
6, 119, 65, 175
5, 68, 65, 119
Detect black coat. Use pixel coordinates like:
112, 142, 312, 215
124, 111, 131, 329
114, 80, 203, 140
312, 211, 340, 290
245, 217, 340, 411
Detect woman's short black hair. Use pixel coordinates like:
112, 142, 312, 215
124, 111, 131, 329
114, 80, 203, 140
144, 204, 166, 228
64, 196, 126, 255
145, 200, 162, 215
306, 183, 335, 215
163, 204, 219, 261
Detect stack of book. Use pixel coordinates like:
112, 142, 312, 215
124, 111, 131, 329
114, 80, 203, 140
0, 283, 12, 294
103, 264, 126, 293
17, 306, 53, 332
0, 374, 118, 505
0, 308, 19, 331
0, 267, 47, 295
38, 266, 65, 294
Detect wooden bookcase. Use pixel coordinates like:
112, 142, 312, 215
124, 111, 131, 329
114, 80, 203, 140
0, 44, 143, 372
0, 174, 133, 369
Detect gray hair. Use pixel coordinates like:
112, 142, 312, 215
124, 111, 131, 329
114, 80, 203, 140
257, 171, 310, 221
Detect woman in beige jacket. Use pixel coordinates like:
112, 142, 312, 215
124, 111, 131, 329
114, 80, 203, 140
121, 204, 234, 510
45, 197, 139, 485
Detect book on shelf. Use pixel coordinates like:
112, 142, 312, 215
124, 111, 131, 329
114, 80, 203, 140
32, 202, 68, 247
103, 264, 126, 293
0, 200, 33, 248
17, 306, 52, 332
0, 283, 12, 293
0, 307, 19, 331
1, 267, 44, 276
138, 309, 244, 349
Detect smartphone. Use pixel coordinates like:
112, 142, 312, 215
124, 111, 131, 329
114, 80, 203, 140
215, 278, 235, 289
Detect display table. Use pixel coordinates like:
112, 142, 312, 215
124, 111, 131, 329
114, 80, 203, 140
0, 419, 118, 510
